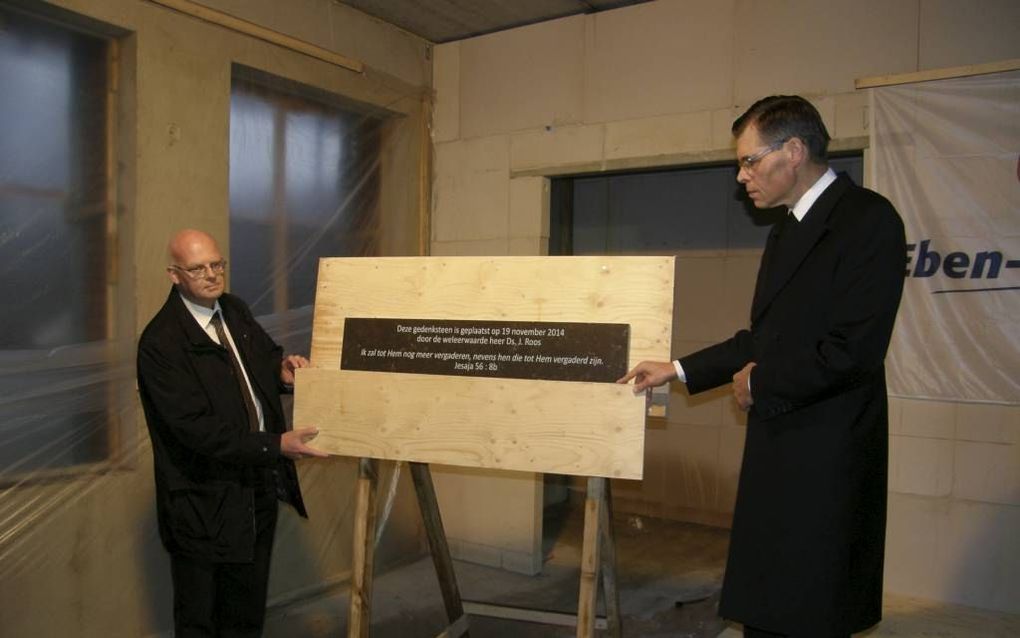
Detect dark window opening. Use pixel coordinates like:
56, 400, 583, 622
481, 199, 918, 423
550, 155, 863, 255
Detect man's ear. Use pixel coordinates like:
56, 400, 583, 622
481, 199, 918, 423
787, 136, 808, 169
167, 267, 181, 285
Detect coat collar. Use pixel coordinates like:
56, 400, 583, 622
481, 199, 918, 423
751, 173, 853, 322
165, 288, 242, 351
164, 288, 213, 349
163, 287, 279, 418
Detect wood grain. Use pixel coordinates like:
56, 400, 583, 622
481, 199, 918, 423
296, 256, 676, 479
576, 477, 604, 638
150, 0, 363, 72
309, 256, 676, 369
348, 458, 378, 638
294, 369, 648, 479
856, 58, 1020, 89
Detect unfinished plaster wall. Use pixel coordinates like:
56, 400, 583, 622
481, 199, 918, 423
430, 0, 1020, 612
0, 1, 431, 636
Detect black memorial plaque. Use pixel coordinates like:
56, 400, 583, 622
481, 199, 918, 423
340, 318, 629, 383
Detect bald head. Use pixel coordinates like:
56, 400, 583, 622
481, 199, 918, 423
168, 229, 219, 264
166, 229, 226, 308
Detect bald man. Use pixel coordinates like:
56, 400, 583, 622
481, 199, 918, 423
138, 229, 326, 637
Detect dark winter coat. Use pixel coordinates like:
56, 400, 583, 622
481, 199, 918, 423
138, 289, 307, 563
680, 174, 905, 635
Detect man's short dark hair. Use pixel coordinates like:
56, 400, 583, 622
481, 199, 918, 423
732, 95, 831, 163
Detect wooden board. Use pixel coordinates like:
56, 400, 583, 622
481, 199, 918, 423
151, 0, 364, 72
308, 257, 675, 369
295, 256, 676, 479
294, 369, 646, 479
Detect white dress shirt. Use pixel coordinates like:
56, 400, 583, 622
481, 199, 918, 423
179, 292, 265, 431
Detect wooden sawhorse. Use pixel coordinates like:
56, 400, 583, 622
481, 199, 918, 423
346, 459, 622, 638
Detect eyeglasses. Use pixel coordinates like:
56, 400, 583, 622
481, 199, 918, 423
737, 139, 788, 170
170, 260, 227, 279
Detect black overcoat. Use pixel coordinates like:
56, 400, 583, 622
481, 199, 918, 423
138, 289, 307, 563
680, 174, 905, 635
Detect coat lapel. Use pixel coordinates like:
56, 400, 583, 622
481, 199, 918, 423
219, 297, 273, 404
751, 218, 786, 317
166, 288, 220, 352
751, 174, 851, 322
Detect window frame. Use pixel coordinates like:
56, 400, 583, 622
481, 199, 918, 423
228, 64, 388, 316
0, 5, 133, 483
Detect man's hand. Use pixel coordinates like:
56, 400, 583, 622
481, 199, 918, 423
733, 362, 756, 411
280, 354, 310, 385
617, 361, 677, 393
281, 427, 329, 460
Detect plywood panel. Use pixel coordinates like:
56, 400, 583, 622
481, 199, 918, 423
295, 369, 645, 478
298, 256, 676, 479
309, 256, 675, 368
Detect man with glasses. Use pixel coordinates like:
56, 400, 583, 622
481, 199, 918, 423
620, 96, 905, 637
138, 228, 327, 637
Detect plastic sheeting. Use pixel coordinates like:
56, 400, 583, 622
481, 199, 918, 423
0, 7, 136, 582
872, 70, 1020, 404
0, 5, 426, 606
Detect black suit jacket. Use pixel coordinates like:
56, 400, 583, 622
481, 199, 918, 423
680, 174, 905, 635
138, 289, 307, 563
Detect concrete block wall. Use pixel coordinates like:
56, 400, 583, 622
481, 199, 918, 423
429, 0, 1020, 611
886, 398, 1020, 613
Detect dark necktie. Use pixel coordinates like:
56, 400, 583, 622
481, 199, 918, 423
210, 311, 259, 432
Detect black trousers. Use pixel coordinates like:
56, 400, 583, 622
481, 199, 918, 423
170, 488, 279, 638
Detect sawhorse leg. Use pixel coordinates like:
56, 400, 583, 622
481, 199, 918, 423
576, 476, 622, 638
348, 463, 617, 637
599, 479, 621, 637
349, 458, 378, 638
410, 462, 470, 637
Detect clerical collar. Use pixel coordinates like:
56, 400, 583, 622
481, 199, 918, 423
789, 168, 837, 221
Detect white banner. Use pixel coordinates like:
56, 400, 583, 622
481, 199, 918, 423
873, 68, 1020, 402
871, 70, 1020, 404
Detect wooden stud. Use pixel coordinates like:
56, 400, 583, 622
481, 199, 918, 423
149, 0, 363, 73
461, 601, 607, 630
855, 58, 1020, 89
349, 458, 379, 638
576, 477, 604, 638
435, 614, 470, 638
599, 479, 622, 637
104, 37, 121, 457
345, 463, 623, 636
410, 462, 469, 635
418, 94, 432, 257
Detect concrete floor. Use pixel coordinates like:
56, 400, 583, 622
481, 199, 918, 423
265, 501, 1019, 637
